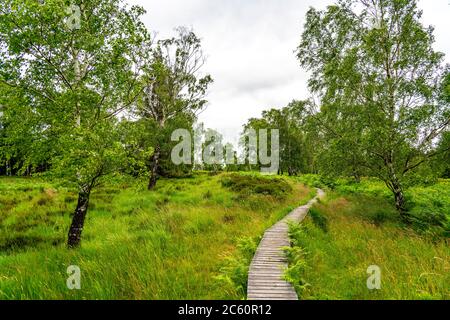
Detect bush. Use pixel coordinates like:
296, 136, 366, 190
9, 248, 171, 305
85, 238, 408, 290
221, 174, 292, 198
296, 174, 323, 188
406, 181, 450, 237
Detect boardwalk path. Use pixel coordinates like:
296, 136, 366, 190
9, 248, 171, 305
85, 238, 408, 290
247, 189, 325, 300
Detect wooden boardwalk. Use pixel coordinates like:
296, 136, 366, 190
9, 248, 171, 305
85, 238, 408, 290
247, 189, 325, 300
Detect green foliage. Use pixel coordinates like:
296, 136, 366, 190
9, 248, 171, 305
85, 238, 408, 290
296, 175, 449, 237
214, 237, 258, 300
329, 176, 449, 237
297, 0, 449, 215
117, 119, 154, 177
285, 196, 450, 300
221, 173, 293, 199
432, 131, 450, 179
0, 0, 154, 245
284, 223, 311, 295
0, 0, 150, 182
241, 100, 317, 175
295, 174, 324, 188
407, 181, 450, 238
134, 27, 213, 187
295, 174, 337, 190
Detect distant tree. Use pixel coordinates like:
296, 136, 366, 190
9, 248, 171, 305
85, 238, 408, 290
297, 0, 449, 219
136, 27, 213, 189
273, 101, 312, 176
241, 100, 313, 175
203, 128, 225, 172
116, 118, 154, 177
241, 117, 268, 172
0, 0, 150, 247
224, 141, 240, 172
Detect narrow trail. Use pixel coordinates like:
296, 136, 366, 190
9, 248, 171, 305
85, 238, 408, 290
247, 188, 325, 300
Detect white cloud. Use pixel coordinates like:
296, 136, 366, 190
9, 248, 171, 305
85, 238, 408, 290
128, 0, 450, 144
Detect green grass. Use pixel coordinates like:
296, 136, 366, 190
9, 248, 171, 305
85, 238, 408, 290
285, 178, 450, 300
333, 178, 450, 237
0, 173, 311, 300
2, 173, 448, 300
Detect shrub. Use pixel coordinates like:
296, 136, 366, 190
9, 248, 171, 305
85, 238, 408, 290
409, 209, 449, 237
296, 174, 323, 188
221, 174, 292, 199
284, 223, 310, 296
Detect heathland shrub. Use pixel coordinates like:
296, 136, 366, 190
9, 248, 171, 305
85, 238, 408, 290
221, 174, 292, 198
295, 174, 323, 188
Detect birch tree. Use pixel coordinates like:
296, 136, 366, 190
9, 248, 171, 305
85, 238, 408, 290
0, 0, 151, 247
297, 0, 449, 219
136, 27, 212, 190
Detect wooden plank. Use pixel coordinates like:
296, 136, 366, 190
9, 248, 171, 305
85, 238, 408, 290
248, 294, 298, 299
247, 189, 325, 301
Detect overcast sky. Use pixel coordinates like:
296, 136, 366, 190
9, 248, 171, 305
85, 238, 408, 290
129, 0, 450, 144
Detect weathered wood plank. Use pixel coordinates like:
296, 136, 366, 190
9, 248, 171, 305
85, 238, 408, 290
247, 189, 325, 301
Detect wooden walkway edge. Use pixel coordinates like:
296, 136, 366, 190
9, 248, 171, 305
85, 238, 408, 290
247, 188, 325, 300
